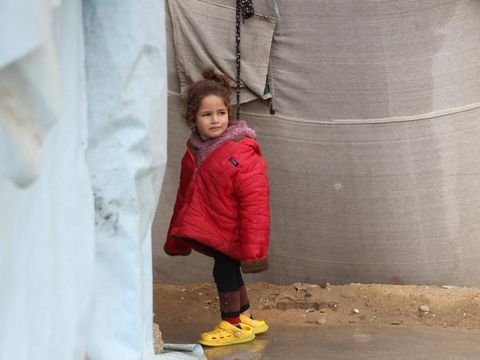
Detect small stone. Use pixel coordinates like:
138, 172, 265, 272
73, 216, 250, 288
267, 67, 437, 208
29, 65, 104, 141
441, 285, 458, 289
320, 282, 330, 289
419, 304, 430, 313
317, 317, 327, 325
328, 302, 338, 311
293, 282, 306, 291
153, 323, 163, 354
391, 321, 401, 326
353, 308, 360, 314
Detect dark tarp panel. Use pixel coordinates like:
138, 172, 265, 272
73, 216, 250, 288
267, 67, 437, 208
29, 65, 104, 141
168, 0, 277, 103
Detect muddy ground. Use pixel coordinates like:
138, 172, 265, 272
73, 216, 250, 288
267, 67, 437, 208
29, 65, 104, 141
153, 282, 480, 332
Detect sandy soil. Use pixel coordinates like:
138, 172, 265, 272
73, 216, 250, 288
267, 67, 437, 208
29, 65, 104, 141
153, 282, 480, 330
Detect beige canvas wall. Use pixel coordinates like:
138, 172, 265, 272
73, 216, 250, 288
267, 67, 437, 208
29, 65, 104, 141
153, 0, 480, 286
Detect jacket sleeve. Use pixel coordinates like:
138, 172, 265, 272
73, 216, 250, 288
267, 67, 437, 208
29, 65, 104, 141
164, 152, 193, 256
233, 144, 270, 269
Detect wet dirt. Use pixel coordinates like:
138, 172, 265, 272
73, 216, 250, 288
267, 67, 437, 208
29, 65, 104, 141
153, 282, 480, 332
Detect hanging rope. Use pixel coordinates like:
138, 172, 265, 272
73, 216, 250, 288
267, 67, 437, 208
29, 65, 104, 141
235, 0, 254, 119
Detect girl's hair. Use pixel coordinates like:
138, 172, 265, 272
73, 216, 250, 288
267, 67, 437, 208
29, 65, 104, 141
185, 67, 234, 129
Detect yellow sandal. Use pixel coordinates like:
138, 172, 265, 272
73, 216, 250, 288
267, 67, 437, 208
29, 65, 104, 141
239, 314, 269, 335
198, 320, 255, 347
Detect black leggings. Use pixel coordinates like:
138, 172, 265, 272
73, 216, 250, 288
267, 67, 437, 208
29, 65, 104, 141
212, 250, 244, 292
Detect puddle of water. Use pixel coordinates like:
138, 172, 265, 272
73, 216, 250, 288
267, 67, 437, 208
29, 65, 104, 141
203, 340, 266, 360
160, 322, 480, 360
159, 320, 265, 359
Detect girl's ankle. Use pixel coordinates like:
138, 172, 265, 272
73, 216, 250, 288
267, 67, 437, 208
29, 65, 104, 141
223, 316, 241, 325
241, 311, 252, 319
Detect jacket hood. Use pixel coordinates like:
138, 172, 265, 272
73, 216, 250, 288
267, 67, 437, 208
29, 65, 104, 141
188, 120, 256, 164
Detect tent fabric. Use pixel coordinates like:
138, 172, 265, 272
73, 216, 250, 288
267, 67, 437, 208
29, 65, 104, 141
0, 2, 94, 359
0, 1, 202, 359
153, 0, 480, 287
269, 0, 480, 122
167, 0, 277, 103
0, 0, 60, 187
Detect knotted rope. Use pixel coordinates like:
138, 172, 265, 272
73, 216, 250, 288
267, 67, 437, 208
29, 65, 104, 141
235, 0, 254, 119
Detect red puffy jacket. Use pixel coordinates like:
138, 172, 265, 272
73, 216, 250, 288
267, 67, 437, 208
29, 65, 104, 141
165, 137, 270, 268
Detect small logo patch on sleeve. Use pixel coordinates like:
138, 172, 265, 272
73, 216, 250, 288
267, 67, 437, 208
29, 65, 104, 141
229, 157, 239, 167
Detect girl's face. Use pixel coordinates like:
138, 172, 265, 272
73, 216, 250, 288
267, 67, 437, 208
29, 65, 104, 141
195, 95, 229, 140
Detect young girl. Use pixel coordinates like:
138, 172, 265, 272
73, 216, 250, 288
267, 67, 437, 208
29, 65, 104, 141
164, 67, 270, 347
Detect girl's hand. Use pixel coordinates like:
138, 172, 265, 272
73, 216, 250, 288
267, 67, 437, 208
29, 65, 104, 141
241, 257, 269, 273
164, 241, 192, 256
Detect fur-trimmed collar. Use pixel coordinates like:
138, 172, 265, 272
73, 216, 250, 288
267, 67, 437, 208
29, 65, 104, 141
189, 120, 256, 164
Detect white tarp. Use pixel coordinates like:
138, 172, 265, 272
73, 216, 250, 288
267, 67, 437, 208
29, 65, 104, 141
0, 0, 60, 187
0, 1, 94, 359
0, 0, 202, 359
